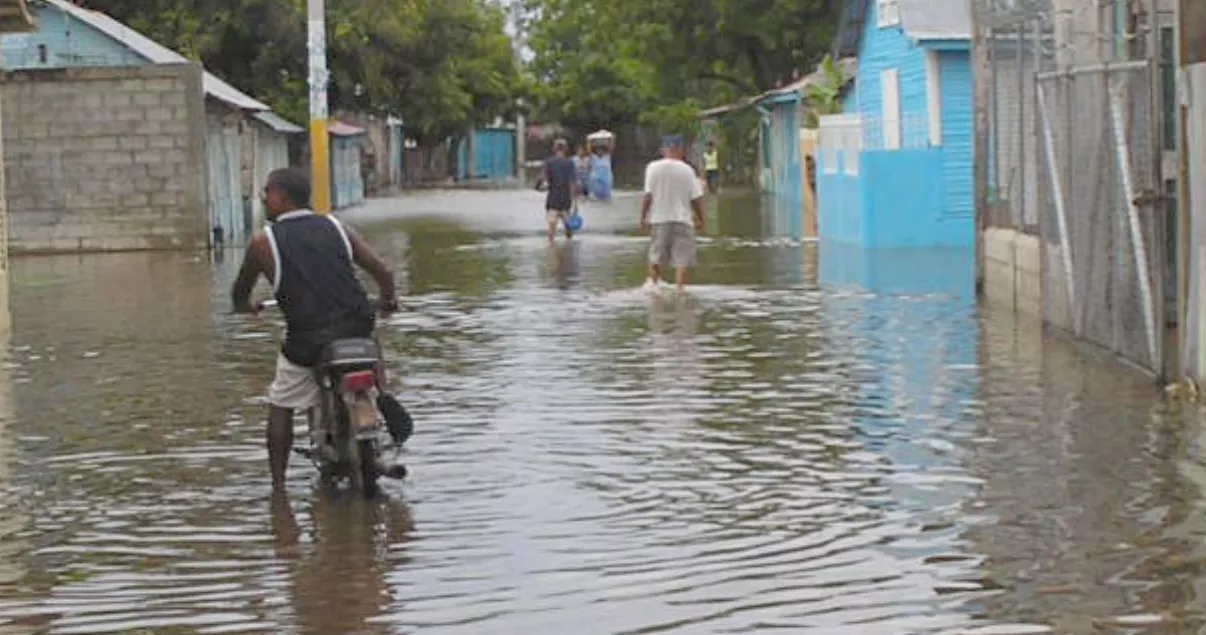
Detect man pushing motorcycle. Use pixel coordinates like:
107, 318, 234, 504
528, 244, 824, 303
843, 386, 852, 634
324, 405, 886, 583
232, 167, 403, 491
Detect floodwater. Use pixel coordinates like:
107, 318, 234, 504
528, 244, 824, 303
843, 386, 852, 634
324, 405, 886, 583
0, 189, 1204, 635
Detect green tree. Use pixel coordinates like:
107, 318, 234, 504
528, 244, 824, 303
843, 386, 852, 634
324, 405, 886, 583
803, 54, 848, 128
522, 0, 840, 130
82, 0, 521, 145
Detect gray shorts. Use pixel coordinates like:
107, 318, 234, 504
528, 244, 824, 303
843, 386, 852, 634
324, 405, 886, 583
649, 222, 696, 268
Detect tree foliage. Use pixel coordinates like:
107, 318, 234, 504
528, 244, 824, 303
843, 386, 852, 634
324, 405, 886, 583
803, 54, 847, 128
81, 0, 521, 145
522, 0, 841, 131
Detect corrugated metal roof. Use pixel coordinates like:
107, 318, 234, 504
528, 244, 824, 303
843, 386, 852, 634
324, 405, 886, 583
41, 0, 269, 111
766, 57, 858, 97
832, 0, 970, 57
898, 0, 971, 40
253, 111, 304, 134
700, 57, 857, 118
328, 121, 365, 137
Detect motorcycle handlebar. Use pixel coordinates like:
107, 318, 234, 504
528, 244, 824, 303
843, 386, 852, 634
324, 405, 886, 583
252, 297, 397, 313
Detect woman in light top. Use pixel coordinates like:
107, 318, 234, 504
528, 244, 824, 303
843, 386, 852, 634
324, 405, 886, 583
589, 145, 613, 202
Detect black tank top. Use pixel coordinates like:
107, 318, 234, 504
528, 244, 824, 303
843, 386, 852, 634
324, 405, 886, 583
266, 210, 374, 366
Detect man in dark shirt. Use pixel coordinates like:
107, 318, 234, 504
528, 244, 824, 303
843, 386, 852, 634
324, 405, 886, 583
231, 168, 398, 490
544, 139, 577, 242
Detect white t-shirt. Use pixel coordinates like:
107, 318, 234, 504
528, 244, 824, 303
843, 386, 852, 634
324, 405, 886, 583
644, 158, 703, 225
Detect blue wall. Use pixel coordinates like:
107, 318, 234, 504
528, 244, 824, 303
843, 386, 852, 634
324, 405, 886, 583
854, 0, 930, 149
457, 128, 515, 180
0, 5, 146, 69
819, 148, 969, 248
938, 51, 974, 221
331, 135, 365, 209
763, 96, 802, 202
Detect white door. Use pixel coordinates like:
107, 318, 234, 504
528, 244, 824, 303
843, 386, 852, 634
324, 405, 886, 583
881, 68, 901, 150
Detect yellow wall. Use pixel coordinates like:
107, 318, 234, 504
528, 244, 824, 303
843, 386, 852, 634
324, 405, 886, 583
799, 129, 818, 238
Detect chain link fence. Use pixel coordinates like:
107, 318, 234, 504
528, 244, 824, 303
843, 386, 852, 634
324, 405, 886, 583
978, 0, 1169, 374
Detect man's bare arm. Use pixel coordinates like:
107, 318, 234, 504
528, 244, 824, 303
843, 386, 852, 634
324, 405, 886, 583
691, 198, 706, 231
641, 193, 653, 227
231, 234, 271, 313
346, 227, 397, 306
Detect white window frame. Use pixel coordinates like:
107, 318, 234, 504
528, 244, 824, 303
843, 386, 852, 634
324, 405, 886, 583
925, 51, 943, 146
881, 68, 902, 150
877, 0, 901, 28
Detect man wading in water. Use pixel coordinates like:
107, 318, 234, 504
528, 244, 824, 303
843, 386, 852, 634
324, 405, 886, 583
544, 139, 577, 242
231, 168, 400, 491
642, 135, 706, 293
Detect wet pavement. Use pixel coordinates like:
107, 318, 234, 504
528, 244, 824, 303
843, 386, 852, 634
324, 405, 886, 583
0, 189, 1203, 634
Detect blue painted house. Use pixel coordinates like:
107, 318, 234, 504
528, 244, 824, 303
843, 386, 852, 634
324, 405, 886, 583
817, 0, 974, 248
456, 127, 516, 181
0, 0, 288, 248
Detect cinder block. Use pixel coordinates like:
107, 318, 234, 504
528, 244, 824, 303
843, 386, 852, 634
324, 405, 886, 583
146, 136, 175, 150
119, 136, 148, 151
90, 137, 119, 151
105, 92, 133, 108
132, 92, 160, 108
145, 107, 174, 122
159, 91, 186, 108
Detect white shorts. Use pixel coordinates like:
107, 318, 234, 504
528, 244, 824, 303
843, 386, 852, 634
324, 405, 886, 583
268, 354, 321, 411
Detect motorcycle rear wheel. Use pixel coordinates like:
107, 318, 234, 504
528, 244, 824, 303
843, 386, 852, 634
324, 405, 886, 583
352, 438, 381, 496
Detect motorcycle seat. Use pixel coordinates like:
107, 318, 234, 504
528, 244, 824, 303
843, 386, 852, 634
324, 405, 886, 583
319, 338, 381, 371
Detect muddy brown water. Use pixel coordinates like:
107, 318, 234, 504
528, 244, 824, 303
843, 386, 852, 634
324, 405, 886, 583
0, 189, 1203, 634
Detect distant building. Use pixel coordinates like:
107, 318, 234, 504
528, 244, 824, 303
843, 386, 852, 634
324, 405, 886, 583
247, 111, 304, 227
329, 121, 366, 210
0, 0, 298, 249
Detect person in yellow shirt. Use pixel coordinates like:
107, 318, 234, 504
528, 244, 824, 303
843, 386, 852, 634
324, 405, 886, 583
703, 140, 720, 194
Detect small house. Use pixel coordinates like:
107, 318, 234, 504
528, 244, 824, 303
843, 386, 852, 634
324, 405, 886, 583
247, 111, 304, 228
456, 126, 516, 181
329, 121, 365, 210
817, 0, 974, 248
754, 58, 856, 237
0, 0, 272, 248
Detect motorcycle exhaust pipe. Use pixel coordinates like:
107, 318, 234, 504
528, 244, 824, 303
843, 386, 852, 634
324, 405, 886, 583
374, 458, 408, 480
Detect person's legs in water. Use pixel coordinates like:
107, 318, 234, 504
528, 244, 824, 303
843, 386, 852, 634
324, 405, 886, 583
546, 209, 560, 243
671, 222, 697, 293
646, 223, 668, 289
266, 354, 321, 490
267, 405, 294, 490
674, 266, 690, 293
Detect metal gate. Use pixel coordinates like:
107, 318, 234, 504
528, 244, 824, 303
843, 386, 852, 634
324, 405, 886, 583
1035, 60, 1166, 372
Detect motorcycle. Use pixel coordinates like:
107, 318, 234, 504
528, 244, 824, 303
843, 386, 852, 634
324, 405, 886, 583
259, 300, 413, 495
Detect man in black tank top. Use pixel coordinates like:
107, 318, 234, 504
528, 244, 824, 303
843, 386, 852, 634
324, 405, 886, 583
232, 168, 398, 490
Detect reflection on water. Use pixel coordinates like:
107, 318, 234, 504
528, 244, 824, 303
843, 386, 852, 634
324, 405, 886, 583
0, 190, 1202, 634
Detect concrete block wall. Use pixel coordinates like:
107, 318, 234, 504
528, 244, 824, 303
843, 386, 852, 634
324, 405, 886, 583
983, 227, 1043, 316
0, 64, 208, 253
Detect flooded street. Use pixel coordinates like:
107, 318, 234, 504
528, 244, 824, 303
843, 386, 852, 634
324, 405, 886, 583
1, 189, 1205, 634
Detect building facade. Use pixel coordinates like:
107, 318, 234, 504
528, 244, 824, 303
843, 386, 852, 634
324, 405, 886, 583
818, 0, 975, 248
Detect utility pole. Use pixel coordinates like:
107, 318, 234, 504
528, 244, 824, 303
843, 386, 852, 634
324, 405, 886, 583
307, 0, 332, 214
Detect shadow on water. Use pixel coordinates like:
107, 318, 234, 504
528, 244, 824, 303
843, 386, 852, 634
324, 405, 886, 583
0, 191, 1203, 633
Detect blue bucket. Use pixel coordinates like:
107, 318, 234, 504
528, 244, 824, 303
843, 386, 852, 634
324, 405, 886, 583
566, 213, 584, 232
